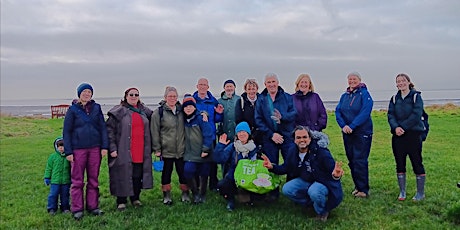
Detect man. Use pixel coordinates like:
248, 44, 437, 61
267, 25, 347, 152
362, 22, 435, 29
193, 78, 223, 191
262, 126, 344, 222
218, 79, 241, 142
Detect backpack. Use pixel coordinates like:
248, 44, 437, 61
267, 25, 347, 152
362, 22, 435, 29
392, 93, 429, 141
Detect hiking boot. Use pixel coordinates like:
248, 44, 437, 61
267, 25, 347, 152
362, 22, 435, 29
48, 209, 56, 216
354, 191, 368, 198
117, 203, 126, 211
89, 208, 104, 216
132, 200, 142, 207
73, 211, 83, 220
315, 212, 329, 222
351, 189, 358, 196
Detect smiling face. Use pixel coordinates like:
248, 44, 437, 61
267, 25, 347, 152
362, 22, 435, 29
236, 130, 249, 144
196, 78, 209, 95
79, 89, 93, 103
165, 91, 178, 107
347, 75, 361, 89
396, 75, 410, 92
297, 76, 311, 93
183, 105, 196, 115
294, 129, 311, 151
245, 83, 258, 100
264, 76, 279, 94
126, 89, 139, 106
224, 83, 235, 97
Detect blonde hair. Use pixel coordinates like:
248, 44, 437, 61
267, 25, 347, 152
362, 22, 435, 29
294, 74, 315, 92
243, 79, 259, 90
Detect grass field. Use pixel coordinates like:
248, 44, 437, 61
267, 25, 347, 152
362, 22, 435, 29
1, 104, 459, 229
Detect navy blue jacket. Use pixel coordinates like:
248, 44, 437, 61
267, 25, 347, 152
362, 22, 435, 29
213, 141, 259, 181
388, 90, 425, 133
271, 140, 343, 212
63, 100, 109, 155
335, 84, 373, 135
255, 86, 296, 139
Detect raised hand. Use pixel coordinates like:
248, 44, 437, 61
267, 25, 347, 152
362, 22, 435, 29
215, 104, 224, 114
261, 154, 273, 169
219, 133, 230, 145
332, 161, 344, 178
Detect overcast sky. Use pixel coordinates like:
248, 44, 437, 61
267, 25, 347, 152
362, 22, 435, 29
1, 0, 459, 102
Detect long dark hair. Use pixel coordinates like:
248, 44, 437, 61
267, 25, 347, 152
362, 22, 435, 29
396, 73, 415, 90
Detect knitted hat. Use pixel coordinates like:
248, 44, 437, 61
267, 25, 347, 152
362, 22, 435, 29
77, 83, 93, 97
235, 121, 251, 135
182, 94, 196, 108
223, 79, 236, 87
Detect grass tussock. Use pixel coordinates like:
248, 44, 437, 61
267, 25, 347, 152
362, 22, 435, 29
1, 107, 459, 229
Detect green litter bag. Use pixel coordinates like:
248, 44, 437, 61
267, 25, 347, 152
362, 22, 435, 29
234, 159, 280, 194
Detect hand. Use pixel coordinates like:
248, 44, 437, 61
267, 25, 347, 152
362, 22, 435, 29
44, 178, 51, 186
342, 125, 353, 134
332, 161, 344, 178
215, 104, 224, 114
201, 112, 209, 122
261, 154, 273, 169
66, 155, 74, 162
271, 133, 284, 144
155, 151, 161, 157
219, 133, 230, 145
395, 127, 405, 136
201, 152, 209, 158
273, 109, 282, 120
110, 151, 118, 158
101, 149, 108, 157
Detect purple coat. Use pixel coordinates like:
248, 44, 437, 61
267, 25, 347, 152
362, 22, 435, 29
292, 91, 327, 131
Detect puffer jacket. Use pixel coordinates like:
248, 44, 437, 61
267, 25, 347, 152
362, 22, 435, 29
388, 89, 425, 133
151, 101, 185, 158
44, 137, 71, 184
184, 110, 214, 163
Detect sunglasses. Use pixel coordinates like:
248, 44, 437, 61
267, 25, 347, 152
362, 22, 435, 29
129, 93, 139, 97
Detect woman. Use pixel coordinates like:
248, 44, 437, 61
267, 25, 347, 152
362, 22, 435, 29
387, 73, 426, 201
235, 79, 262, 146
106, 87, 153, 211
335, 72, 373, 198
182, 94, 214, 204
151, 86, 189, 205
63, 83, 109, 220
214, 122, 259, 211
292, 74, 327, 131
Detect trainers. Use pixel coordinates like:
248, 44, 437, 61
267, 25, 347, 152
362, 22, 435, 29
62, 209, 71, 214
73, 211, 83, 220
315, 212, 329, 222
117, 203, 126, 211
132, 200, 142, 207
354, 191, 368, 198
89, 208, 104, 216
351, 189, 359, 195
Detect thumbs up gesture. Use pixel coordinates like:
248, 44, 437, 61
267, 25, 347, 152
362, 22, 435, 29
332, 161, 344, 179
261, 154, 273, 169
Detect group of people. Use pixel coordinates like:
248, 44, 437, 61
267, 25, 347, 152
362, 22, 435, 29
43, 72, 428, 222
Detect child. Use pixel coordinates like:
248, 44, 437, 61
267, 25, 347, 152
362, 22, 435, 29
213, 121, 260, 211
44, 137, 71, 215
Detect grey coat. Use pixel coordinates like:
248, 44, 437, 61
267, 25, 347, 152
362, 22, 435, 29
106, 103, 153, 197
151, 101, 185, 159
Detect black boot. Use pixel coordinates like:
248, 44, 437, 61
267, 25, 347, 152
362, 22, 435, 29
199, 176, 208, 203
187, 178, 200, 204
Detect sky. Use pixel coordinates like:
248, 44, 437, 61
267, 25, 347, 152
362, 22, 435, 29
1, 0, 460, 102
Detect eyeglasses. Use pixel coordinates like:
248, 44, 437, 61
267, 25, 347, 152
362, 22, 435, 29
129, 93, 139, 97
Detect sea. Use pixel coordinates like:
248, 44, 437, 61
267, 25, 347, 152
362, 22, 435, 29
1, 89, 459, 117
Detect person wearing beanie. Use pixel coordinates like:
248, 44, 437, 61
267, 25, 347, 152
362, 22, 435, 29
106, 87, 154, 211
218, 79, 242, 178
213, 121, 260, 211
182, 93, 215, 204
63, 83, 109, 220
335, 71, 373, 198
150, 86, 189, 205
43, 137, 71, 215
193, 78, 223, 192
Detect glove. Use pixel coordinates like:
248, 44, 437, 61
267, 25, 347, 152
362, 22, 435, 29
44, 178, 51, 186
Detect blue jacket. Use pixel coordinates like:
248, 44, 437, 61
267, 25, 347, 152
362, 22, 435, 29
335, 84, 373, 135
292, 91, 327, 131
255, 86, 296, 139
388, 90, 425, 133
193, 91, 223, 140
214, 141, 259, 181
271, 133, 343, 212
63, 100, 109, 155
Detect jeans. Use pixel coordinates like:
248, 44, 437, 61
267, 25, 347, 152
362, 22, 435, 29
47, 184, 70, 211
71, 147, 101, 212
282, 178, 329, 215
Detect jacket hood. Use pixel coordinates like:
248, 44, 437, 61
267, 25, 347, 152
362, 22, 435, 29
346, 83, 367, 93
53, 137, 65, 156
310, 131, 329, 149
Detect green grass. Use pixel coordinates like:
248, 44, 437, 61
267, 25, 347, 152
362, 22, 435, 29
1, 106, 459, 229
